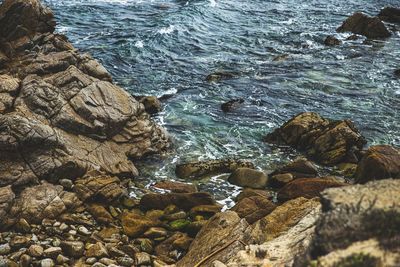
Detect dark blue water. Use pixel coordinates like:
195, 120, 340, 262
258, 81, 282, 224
44, 0, 400, 205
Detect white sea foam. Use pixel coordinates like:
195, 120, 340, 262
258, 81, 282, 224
158, 25, 175, 34
134, 40, 144, 48
209, 0, 216, 7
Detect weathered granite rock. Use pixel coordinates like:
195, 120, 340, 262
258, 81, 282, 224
228, 168, 268, 189
355, 145, 400, 184
269, 158, 318, 187
74, 175, 125, 203
379, 7, 400, 23
5, 182, 81, 225
0, 0, 169, 219
176, 159, 254, 179
251, 197, 321, 243
140, 192, 216, 211
277, 177, 347, 201
264, 112, 366, 165
231, 195, 276, 224
304, 179, 400, 265
121, 212, 159, 238
337, 12, 391, 38
227, 201, 321, 267
177, 211, 250, 267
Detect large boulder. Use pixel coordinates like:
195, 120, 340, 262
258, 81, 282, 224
139, 192, 216, 211
264, 112, 366, 165
176, 211, 250, 267
277, 177, 347, 201
269, 158, 319, 187
73, 175, 125, 203
0, 0, 170, 190
355, 145, 400, 184
337, 12, 391, 39
175, 159, 254, 179
379, 7, 400, 23
231, 195, 276, 224
0, 186, 15, 226
303, 179, 400, 266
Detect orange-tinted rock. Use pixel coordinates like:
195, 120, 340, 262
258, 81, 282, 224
355, 145, 400, 184
231, 195, 276, 224
121, 212, 159, 238
278, 177, 347, 201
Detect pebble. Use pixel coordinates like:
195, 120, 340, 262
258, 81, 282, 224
40, 258, 55, 267
53, 222, 61, 227
28, 245, 44, 257
117, 256, 135, 267
78, 226, 91, 235
135, 252, 152, 265
92, 263, 106, 267
16, 219, 31, 233
56, 254, 69, 264
43, 247, 62, 259
59, 179, 73, 190
0, 244, 11, 255
99, 258, 116, 265
20, 254, 32, 267
68, 230, 77, 236
59, 223, 68, 231
86, 257, 97, 264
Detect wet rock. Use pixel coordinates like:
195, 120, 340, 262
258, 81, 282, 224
264, 112, 366, 165
176, 159, 254, 179
43, 247, 62, 259
273, 54, 290, 62
60, 241, 84, 258
278, 177, 347, 201
395, 69, 400, 78
324, 35, 341, 46
251, 197, 321, 243
337, 12, 391, 39
228, 168, 268, 189
346, 34, 360, 41
185, 220, 208, 236
355, 145, 400, 184
152, 180, 198, 193
155, 232, 186, 259
172, 234, 193, 250
270, 173, 294, 187
162, 211, 187, 221
143, 227, 168, 239
139, 96, 162, 115
9, 235, 31, 249
177, 211, 250, 267
336, 163, 358, 178
20, 254, 32, 267
271, 158, 318, 180
28, 245, 44, 257
379, 7, 400, 23
206, 71, 238, 83
231, 195, 276, 224
0, 186, 15, 226
221, 98, 244, 112
85, 242, 109, 258
121, 212, 158, 238
135, 252, 152, 265
304, 179, 400, 265
140, 192, 216, 211
169, 219, 191, 231
189, 205, 222, 218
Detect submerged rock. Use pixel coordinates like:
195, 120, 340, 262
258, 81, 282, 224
355, 145, 400, 184
228, 168, 268, 189
264, 112, 366, 165
379, 7, 400, 23
175, 159, 254, 179
277, 177, 347, 201
337, 12, 391, 39
152, 180, 197, 193
324, 35, 342, 46
206, 71, 238, 83
221, 98, 244, 112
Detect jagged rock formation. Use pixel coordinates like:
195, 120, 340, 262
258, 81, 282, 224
0, 0, 169, 226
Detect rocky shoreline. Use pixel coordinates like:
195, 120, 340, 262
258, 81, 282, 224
0, 0, 399, 267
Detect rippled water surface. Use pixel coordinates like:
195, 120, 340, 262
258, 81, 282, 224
44, 0, 400, 205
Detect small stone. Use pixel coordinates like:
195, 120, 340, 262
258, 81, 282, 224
164, 205, 179, 215
99, 258, 116, 265
86, 257, 97, 264
134, 252, 152, 266
28, 245, 44, 257
59, 179, 73, 190
60, 241, 84, 258
78, 226, 91, 235
16, 219, 31, 233
324, 35, 341, 46
51, 238, 61, 247
143, 227, 168, 239
117, 256, 135, 267
0, 243, 11, 255
109, 206, 119, 218
162, 211, 187, 221
169, 219, 191, 231
121, 197, 137, 208
85, 242, 108, 258
145, 210, 164, 221
137, 239, 153, 254
19, 254, 32, 267
40, 258, 55, 267
43, 247, 62, 259
53, 222, 61, 227
59, 223, 68, 231
92, 263, 106, 267
189, 205, 221, 218
56, 254, 69, 264
270, 173, 294, 187
68, 230, 77, 236
9, 236, 30, 249
42, 219, 55, 227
